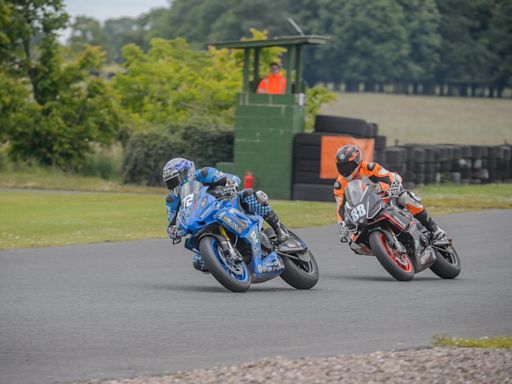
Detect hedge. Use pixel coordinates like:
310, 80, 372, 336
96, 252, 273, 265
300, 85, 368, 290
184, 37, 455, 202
122, 125, 233, 186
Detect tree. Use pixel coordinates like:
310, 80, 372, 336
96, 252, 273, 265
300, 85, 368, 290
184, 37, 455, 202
6, 46, 121, 168
0, 70, 34, 143
396, 0, 441, 89
435, 0, 492, 94
148, 0, 293, 44
486, 0, 512, 96
151, 0, 235, 45
331, 0, 411, 90
68, 16, 106, 54
0, 1, 120, 168
0, 0, 69, 99
113, 37, 241, 129
288, 0, 342, 84
102, 8, 167, 61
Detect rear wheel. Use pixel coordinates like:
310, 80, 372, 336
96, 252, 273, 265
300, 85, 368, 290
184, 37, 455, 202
369, 230, 415, 281
279, 231, 319, 289
199, 236, 251, 292
430, 244, 461, 279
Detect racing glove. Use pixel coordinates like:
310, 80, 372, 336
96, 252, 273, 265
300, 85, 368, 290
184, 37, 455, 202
338, 221, 350, 243
389, 180, 404, 197
223, 178, 238, 198
167, 225, 182, 241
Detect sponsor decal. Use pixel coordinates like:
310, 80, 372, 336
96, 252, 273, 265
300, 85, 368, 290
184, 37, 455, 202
222, 216, 243, 233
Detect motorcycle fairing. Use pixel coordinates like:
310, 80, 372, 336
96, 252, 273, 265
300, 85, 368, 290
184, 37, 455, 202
343, 179, 436, 272
176, 182, 284, 282
381, 207, 436, 272
344, 180, 384, 228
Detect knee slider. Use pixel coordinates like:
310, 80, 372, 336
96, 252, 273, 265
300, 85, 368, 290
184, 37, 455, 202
255, 190, 269, 205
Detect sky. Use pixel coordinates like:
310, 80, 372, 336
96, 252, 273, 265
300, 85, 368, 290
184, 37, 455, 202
63, 0, 170, 22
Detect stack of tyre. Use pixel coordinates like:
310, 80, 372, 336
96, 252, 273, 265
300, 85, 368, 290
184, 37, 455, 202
292, 114, 511, 201
379, 144, 512, 188
292, 115, 384, 201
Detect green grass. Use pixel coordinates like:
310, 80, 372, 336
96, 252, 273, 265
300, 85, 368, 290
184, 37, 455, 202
0, 184, 510, 250
434, 336, 512, 349
321, 92, 512, 145
0, 190, 335, 249
417, 183, 512, 214
0, 166, 161, 194
0, 191, 165, 249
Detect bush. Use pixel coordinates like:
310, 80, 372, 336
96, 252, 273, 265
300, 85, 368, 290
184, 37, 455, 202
80, 145, 122, 180
0, 148, 7, 171
181, 125, 234, 167
122, 125, 233, 186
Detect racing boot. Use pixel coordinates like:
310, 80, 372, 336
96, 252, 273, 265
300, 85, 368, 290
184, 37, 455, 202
263, 210, 289, 245
414, 209, 446, 242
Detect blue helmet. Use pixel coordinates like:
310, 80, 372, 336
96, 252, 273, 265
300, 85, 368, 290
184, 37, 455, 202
162, 158, 195, 191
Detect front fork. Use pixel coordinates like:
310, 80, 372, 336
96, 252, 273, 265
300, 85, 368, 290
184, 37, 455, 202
218, 227, 242, 263
376, 228, 407, 254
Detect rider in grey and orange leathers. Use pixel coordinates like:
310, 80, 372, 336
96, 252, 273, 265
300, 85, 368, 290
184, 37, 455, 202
333, 145, 445, 242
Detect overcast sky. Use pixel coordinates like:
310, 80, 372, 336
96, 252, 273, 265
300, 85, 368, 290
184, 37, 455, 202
63, 0, 170, 22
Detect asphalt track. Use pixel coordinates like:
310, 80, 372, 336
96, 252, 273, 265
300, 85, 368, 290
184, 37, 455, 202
1, 210, 511, 384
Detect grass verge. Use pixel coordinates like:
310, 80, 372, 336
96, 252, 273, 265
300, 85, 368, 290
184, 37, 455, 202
417, 183, 512, 214
0, 184, 510, 250
321, 92, 512, 145
434, 336, 512, 349
0, 167, 161, 194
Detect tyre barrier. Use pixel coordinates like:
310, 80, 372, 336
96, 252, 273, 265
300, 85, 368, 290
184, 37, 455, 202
292, 114, 510, 201
292, 138, 512, 201
314, 115, 378, 138
375, 144, 512, 189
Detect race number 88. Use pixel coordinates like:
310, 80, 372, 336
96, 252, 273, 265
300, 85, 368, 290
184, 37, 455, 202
350, 204, 367, 222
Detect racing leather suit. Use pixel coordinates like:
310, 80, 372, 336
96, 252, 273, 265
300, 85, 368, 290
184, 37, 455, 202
333, 161, 439, 234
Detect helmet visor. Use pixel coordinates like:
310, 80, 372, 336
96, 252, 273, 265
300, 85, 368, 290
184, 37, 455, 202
165, 174, 182, 190
337, 161, 358, 177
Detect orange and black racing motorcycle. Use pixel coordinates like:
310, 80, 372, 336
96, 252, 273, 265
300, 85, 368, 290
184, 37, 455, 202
341, 179, 461, 281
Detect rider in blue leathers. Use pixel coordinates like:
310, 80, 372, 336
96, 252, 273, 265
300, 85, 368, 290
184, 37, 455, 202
163, 158, 289, 272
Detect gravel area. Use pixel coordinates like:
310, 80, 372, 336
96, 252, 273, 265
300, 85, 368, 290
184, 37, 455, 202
80, 347, 512, 384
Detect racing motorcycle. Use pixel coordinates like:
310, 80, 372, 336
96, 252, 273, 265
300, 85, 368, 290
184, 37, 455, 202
341, 179, 461, 281
172, 180, 319, 292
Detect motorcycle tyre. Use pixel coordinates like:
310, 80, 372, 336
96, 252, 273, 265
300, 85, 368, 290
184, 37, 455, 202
430, 245, 461, 279
279, 231, 319, 289
199, 236, 251, 292
369, 230, 415, 282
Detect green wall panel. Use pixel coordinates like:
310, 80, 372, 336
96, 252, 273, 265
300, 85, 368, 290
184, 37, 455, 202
217, 92, 305, 200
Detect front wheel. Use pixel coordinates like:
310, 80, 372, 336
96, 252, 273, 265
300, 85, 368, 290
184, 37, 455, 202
199, 236, 251, 292
430, 243, 461, 279
279, 231, 319, 289
369, 230, 415, 281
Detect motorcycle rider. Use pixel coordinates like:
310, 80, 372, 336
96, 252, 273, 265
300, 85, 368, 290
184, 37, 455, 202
334, 144, 446, 242
163, 158, 290, 271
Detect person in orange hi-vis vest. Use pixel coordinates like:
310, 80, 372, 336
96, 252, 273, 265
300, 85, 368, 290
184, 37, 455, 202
257, 62, 287, 95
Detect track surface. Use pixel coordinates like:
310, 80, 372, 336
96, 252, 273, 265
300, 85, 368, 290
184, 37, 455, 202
1, 210, 511, 384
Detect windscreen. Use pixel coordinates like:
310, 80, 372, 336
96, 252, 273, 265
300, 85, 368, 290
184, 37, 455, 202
176, 179, 203, 202
344, 179, 369, 206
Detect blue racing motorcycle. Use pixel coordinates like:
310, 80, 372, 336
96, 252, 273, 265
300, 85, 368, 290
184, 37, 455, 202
173, 180, 319, 292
